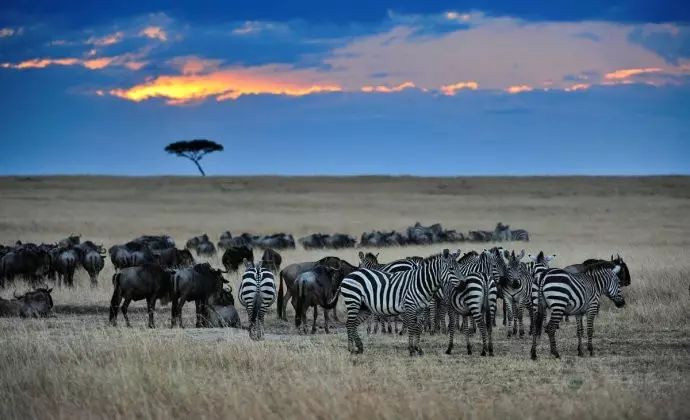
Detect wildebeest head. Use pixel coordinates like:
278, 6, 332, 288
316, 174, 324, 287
177, 249, 195, 267
15, 288, 54, 318
611, 254, 631, 287
194, 262, 229, 292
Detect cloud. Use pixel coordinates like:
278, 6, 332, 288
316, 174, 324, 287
360, 81, 416, 93
85, 31, 124, 46
1, 58, 80, 69
440, 81, 478, 95
505, 85, 534, 94
604, 67, 663, 80
109, 65, 342, 104
0, 27, 22, 38
1, 51, 148, 71
231, 21, 288, 36
169, 56, 224, 75
565, 83, 591, 92
140, 26, 167, 41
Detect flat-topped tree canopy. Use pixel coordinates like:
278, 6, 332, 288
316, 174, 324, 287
164, 139, 223, 176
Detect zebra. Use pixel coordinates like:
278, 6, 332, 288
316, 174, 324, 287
238, 260, 276, 340
359, 252, 422, 334
497, 249, 533, 338
338, 249, 462, 355
511, 229, 530, 241
445, 271, 497, 356
437, 250, 501, 341
522, 251, 556, 334
530, 263, 625, 359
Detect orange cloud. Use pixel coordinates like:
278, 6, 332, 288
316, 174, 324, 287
0, 27, 20, 38
361, 81, 416, 93
2, 58, 80, 69
506, 84, 533, 94
604, 67, 662, 81
140, 26, 168, 41
109, 70, 342, 104
124, 61, 147, 71
440, 81, 479, 95
565, 83, 590, 92
83, 57, 114, 70
86, 32, 124, 46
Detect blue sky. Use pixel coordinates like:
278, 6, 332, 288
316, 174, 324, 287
0, 1, 688, 175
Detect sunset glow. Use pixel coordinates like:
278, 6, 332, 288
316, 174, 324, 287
440, 81, 479, 95
506, 85, 534, 94
360, 81, 416, 93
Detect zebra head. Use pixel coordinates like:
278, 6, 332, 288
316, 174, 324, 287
505, 250, 528, 289
605, 265, 626, 308
439, 248, 463, 288
358, 251, 379, 268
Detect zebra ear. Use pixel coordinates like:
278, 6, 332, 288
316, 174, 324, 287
518, 250, 525, 260
528, 254, 537, 262
358, 251, 364, 260
243, 258, 253, 269
612, 265, 621, 274
545, 254, 556, 262
442, 249, 450, 258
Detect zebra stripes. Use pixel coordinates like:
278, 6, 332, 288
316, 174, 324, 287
500, 250, 531, 338
238, 260, 277, 340
445, 271, 497, 356
358, 251, 421, 272
340, 250, 461, 355
530, 263, 625, 359
522, 252, 556, 335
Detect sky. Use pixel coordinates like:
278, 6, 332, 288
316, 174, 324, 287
0, 1, 688, 176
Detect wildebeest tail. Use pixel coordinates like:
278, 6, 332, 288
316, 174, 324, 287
110, 272, 122, 309
277, 270, 285, 316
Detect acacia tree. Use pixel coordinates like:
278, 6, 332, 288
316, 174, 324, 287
164, 139, 223, 176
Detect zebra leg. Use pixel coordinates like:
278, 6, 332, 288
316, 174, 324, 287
346, 311, 364, 354
463, 316, 472, 355
403, 311, 418, 356
505, 298, 514, 338
445, 308, 456, 355
517, 300, 526, 337
487, 310, 494, 356
259, 313, 266, 340
576, 315, 584, 357
439, 302, 448, 334
586, 309, 597, 356
477, 314, 488, 357
512, 299, 519, 336
545, 309, 564, 358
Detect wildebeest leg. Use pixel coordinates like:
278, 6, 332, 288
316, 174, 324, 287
195, 300, 203, 328
331, 308, 339, 322
311, 306, 318, 334
90, 271, 98, 288
147, 296, 156, 328
324, 307, 330, 334
121, 298, 132, 327
282, 288, 292, 320
171, 295, 179, 328
176, 298, 187, 328
109, 288, 122, 326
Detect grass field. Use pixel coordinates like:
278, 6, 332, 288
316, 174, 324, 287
0, 176, 689, 419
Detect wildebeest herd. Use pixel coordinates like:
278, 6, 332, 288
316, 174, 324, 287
0, 227, 631, 360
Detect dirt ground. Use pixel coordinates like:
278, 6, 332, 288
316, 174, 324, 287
0, 176, 689, 419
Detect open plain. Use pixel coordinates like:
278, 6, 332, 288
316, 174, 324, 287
0, 175, 689, 420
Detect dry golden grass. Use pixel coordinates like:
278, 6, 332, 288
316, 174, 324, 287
0, 176, 689, 420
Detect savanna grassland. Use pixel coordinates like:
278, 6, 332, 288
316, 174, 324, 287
0, 176, 689, 420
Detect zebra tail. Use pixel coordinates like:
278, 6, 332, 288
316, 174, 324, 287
483, 278, 491, 329
277, 270, 285, 316
534, 285, 546, 335
111, 272, 120, 287
250, 288, 261, 324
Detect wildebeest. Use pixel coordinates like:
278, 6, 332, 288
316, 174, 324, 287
292, 261, 356, 334
109, 264, 174, 328
196, 241, 217, 257
58, 234, 80, 248
260, 248, 282, 274
131, 235, 176, 250
109, 242, 157, 270
468, 230, 494, 242
298, 234, 327, 250
207, 285, 241, 328
82, 249, 105, 287
0, 288, 54, 318
360, 230, 407, 247
171, 263, 229, 328
253, 233, 296, 250
277, 256, 357, 321
153, 248, 195, 269
1, 246, 51, 287
323, 233, 357, 249
222, 246, 254, 273
55, 246, 82, 287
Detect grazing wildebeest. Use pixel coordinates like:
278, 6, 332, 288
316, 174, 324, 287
468, 230, 494, 242
109, 264, 173, 328
260, 248, 282, 274
82, 249, 105, 287
277, 256, 356, 321
292, 261, 356, 334
207, 285, 241, 328
153, 248, 195, 269
1, 247, 50, 287
254, 234, 296, 250
322, 233, 357, 249
196, 241, 217, 257
55, 246, 82, 287
298, 233, 327, 250
132, 235, 176, 250
0, 288, 54, 318
217, 231, 234, 251
222, 246, 254, 273
58, 234, 81, 248
171, 263, 229, 328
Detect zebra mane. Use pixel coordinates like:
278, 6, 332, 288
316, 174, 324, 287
457, 251, 478, 264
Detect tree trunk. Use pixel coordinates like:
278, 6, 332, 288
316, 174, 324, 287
190, 159, 206, 176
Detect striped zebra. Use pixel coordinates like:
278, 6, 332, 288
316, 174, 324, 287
359, 252, 422, 334
338, 249, 461, 355
530, 263, 625, 359
511, 229, 530, 241
238, 260, 277, 340
438, 250, 501, 342
498, 249, 532, 337
445, 271, 497, 356
522, 252, 556, 335
430, 250, 480, 334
